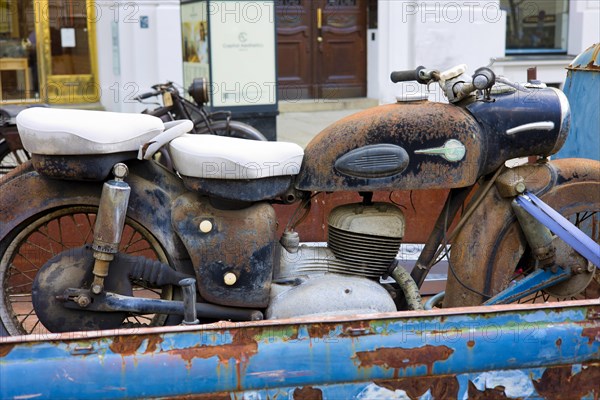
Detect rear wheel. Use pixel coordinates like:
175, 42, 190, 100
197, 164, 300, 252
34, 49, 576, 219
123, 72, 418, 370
0, 206, 175, 336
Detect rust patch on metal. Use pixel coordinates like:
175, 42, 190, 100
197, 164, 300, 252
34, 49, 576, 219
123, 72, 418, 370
445, 159, 600, 307
554, 158, 600, 185
0, 343, 15, 358
303, 321, 373, 339
375, 376, 459, 398
555, 338, 562, 348
171, 193, 276, 308
109, 335, 149, 356
274, 189, 449, 243
109, 335, 163, 356
467, 340, 475, 348
168, 330, 258, 368
468, 381, 516, 399
354, 345, 454, 377
306, 323, 334, 339
532, 364, 600, 399
293, 386, 323, 400
144, 335, 164, 354
582, 327, 600, 345
296, 102, 483, 192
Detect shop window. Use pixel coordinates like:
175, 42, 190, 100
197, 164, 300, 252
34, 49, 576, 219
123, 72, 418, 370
0, 0, 39, 101
501, 0, 569, 55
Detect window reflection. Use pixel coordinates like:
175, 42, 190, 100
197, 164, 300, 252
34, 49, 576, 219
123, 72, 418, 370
501, 0, 569, 54
0, 0, 38, 101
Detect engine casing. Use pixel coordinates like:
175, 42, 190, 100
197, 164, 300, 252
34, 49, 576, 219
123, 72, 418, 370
269, 202, 404, 319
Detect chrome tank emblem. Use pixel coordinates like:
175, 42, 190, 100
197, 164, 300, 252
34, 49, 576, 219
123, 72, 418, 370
414, 139, 466, 162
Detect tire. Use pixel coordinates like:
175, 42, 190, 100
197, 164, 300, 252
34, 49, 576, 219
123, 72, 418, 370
0, 206, 177, 336
444, 160, 600, 307
0, 139, 30, 176
196, 120, 268, 141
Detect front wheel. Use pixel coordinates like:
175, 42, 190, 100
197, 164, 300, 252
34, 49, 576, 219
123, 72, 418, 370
196, 120, 268, 141
0, 206, 176, 336
444, 160, 600, 307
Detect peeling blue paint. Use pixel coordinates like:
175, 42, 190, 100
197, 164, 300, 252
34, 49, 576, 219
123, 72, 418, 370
1, 301, 599, 399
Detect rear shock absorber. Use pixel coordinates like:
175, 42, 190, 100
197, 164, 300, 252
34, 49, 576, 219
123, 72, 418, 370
90, 163, 131, 294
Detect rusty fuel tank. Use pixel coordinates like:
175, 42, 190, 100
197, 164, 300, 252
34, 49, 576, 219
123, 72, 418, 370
295, 100, 485, 192
296, 87, 569, 192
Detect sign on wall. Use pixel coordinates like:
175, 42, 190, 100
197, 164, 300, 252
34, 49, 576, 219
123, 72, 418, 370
181, 1, 210, 93
181, 0, 277, 115
208, 1, 276, 108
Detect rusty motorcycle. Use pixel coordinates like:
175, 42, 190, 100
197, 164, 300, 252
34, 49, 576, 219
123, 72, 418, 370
0, 64, 598, 336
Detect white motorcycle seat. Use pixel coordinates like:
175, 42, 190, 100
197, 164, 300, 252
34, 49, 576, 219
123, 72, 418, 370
170, 134, 304, 180
17, 108, 165, 155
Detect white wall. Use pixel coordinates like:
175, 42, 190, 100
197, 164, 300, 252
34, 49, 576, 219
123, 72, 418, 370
367, 28, 379, 99
96, 0, 183, 112
378, 1, 506, 105
568, 0, 600, 55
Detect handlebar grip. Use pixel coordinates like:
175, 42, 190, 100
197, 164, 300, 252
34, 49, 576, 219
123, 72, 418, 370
136, 91, 160, 100
390, 66, 425, 83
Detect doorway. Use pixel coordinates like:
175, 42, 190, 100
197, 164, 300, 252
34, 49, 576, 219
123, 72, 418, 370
276, 0, 367, 100
0, 0, 98, 105
41, 0, 98, 104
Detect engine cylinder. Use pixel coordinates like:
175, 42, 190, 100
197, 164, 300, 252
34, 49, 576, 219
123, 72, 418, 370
327, 202, 405, 278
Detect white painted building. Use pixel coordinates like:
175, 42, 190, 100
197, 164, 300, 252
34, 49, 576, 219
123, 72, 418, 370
93, 0, 599, 112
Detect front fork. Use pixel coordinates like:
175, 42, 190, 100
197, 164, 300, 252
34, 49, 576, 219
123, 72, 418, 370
485, 184, 599, 305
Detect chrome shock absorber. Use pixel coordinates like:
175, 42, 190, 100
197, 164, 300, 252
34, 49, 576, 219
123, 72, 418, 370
90, 163, 131, 294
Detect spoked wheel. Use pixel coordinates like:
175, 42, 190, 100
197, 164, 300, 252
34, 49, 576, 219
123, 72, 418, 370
515, 209, 599, 304
0, 140, 30, 176
196, 120, 268, 141
444, 161, 600, 308
0, 206, 175, 336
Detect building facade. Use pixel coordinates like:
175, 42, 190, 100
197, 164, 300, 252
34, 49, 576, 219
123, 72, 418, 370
1, 0, 598, 109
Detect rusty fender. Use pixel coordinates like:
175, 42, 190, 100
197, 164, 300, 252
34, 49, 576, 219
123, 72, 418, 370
445, 158, 600, 307
0, 161, 191, 268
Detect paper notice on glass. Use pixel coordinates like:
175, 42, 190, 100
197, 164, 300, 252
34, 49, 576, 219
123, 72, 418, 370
61, 28, 76, 48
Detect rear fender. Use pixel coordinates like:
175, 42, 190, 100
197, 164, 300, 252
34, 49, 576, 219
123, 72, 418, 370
444, 158, 600, 307
0, 161, 191, 269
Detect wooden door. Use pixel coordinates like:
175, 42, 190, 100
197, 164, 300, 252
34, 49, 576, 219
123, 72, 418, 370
276, 0, 366, 100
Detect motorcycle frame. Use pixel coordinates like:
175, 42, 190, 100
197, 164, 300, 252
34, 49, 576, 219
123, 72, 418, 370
1, 157, 598, 321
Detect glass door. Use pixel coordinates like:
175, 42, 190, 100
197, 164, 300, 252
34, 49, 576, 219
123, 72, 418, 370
40, 0, 98, 103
